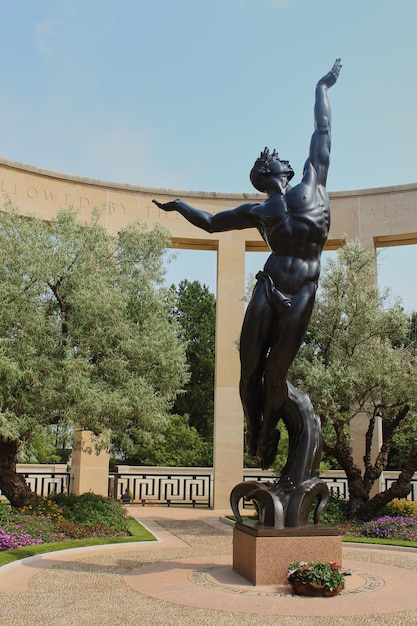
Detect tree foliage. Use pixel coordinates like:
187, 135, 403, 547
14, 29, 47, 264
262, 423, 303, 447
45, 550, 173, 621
290, 241, 417, 520
125, 413, 211, 467
0, 203, 188, 506
121, 279, 215, 467
170, 279, 215, 444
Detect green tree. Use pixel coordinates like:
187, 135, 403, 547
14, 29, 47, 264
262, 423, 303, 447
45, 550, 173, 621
0, 204, 188, 507
126, 414, 210, 466
170, 279, 215, 448
388, 409, 417, 469
386, 312, 417, 468
24, 427, 61, 464
290, 241, 417, 520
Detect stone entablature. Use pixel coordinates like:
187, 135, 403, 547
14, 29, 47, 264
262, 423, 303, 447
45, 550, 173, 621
1, 157, 417, 252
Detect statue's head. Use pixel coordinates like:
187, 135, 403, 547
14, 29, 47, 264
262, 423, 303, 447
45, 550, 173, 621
250, 147, 294, 193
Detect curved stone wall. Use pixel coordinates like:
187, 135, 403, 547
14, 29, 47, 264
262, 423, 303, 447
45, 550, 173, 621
2, 156, 416, 250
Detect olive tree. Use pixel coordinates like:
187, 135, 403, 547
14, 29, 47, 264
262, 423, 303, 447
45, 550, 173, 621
0, 204, 188, 506
290, 241, 417, 520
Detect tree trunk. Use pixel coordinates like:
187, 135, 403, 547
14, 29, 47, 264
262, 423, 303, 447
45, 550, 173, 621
0, 437, 37, 508
326, 416, 369, 519
358, 438, 417, 521
345, 471, 369, 519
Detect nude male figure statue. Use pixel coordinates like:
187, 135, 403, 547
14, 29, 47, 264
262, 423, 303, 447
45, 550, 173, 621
154, 60, 341, 486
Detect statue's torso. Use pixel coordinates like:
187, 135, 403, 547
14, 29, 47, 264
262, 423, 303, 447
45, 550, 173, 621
251, 179, 330, 296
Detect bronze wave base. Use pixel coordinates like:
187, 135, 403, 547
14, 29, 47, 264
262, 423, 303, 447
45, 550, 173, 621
230, 476, 329, 529
232, 382, 329, 529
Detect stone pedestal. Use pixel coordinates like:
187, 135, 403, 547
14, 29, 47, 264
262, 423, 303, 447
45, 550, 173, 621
233, 521, 342, 585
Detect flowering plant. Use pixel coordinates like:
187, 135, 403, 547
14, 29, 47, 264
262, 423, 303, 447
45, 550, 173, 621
0, 513, 53, 551
287, 561, 348, 592
351, 515, 417, 541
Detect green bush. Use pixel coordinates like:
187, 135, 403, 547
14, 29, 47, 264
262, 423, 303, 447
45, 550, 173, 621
311, 491, 348, 524
383, 498, 417, 517
0, 494, 131, 550
52, 493, 128, 533
0, 502, 12, 524
19, 497, 63, 522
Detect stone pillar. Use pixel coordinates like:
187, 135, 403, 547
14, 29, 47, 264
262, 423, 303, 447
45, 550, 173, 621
71, 428, 110, 497
213, 236, 246, 509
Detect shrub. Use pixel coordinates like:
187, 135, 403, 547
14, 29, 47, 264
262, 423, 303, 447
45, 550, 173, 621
19, 497, 63, 522
308, 491, 348, 524
0, 493, 130, 549
52, 493, 128, 533
383, 498, 417, 517
0, 503, 12, 525
17, 513, 52, 541
319, 491, 348, 524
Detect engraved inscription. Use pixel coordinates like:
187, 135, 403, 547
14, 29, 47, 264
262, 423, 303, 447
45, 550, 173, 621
0, 178, 129, 213
364, 202, 417, 221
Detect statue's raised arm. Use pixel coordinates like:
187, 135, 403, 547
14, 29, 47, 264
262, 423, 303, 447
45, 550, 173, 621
308, 58, 342, 187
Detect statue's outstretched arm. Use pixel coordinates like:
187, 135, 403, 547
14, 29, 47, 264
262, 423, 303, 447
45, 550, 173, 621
152, 198, 257, 233
308, 59, 342, 186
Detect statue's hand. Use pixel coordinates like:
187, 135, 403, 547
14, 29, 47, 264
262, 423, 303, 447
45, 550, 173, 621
152, 198, 181, 212
317, 58, 342, 88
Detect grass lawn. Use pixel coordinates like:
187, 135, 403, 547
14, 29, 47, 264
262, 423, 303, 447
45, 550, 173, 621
0, 516, 156, 567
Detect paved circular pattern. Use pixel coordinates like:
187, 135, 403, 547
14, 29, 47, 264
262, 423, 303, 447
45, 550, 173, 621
188, 565, 385, 597
125, 555, 417, 616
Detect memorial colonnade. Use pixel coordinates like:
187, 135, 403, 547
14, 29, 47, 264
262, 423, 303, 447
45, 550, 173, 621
1, 157, 416, 507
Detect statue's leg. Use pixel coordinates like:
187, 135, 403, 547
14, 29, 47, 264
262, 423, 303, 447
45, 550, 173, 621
257, 286, 316, 470
239, 377, 264, 459
255, 373, 286, 469
239, 282, 275, 460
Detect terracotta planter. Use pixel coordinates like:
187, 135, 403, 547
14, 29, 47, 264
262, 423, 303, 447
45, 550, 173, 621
291, 580, 344, 597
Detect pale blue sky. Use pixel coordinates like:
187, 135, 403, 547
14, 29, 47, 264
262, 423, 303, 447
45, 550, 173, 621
1, 0, 417, 309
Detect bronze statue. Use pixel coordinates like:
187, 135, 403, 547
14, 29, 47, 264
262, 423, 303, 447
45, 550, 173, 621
154, 60, 341, 527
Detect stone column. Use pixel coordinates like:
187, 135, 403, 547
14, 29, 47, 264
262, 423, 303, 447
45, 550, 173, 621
213, 236, 246, 509
71, 428, 110, 497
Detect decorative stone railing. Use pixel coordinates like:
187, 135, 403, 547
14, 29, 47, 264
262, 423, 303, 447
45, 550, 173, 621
1, 465, 415, 507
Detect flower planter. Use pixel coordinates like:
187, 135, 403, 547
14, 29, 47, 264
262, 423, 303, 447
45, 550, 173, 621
287, 561, 349, 596
291, 580, 344, 597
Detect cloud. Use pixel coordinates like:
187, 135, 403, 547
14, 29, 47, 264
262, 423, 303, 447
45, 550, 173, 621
34, 0, 74, 56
